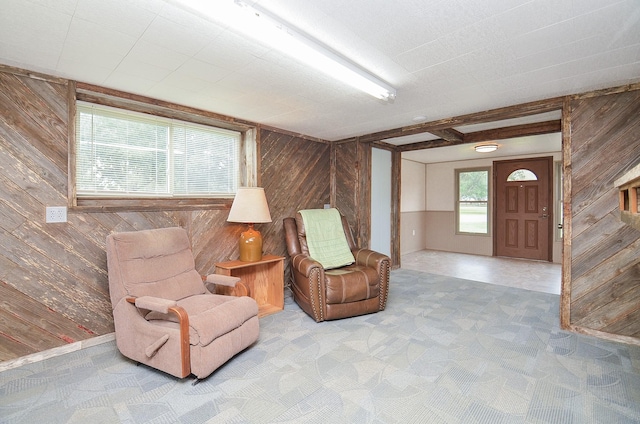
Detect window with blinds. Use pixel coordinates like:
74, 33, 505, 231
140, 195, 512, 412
76, 102, 240, 198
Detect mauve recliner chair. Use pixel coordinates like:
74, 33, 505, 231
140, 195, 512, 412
106, 227, 259, 381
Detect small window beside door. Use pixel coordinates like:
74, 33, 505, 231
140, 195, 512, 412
456, 168, 490, 235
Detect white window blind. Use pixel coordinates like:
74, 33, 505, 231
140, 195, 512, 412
76, 102, 240, 198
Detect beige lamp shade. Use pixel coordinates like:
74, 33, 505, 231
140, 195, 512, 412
228, 187, 271, 262
227, 187, 272, 223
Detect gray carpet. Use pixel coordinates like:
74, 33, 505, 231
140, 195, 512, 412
1, 269, 639, 423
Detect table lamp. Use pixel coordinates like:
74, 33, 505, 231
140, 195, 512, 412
227, 187, 272, 262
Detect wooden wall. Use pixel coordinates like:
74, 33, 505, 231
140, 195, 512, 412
333, 140, 371, 249
0, 68, 331, 362
259, 129, 331, 286
332, 140, 401, 267
563, 86, 640, 342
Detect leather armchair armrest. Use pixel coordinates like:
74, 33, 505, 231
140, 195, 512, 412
291, 253, 323, 276
353, 249, 390, 269
290, 253, 326, 322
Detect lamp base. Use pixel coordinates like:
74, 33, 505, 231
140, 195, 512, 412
239, 224, 263, 262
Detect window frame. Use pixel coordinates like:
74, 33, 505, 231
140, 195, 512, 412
69, 87, 257, 212
455, 167, 491, 236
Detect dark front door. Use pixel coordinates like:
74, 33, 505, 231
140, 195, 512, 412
494, 157, 553, 261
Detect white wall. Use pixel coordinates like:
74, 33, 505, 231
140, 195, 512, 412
401, 159, 427, 254
401, 159, 426, 211
371, 148, 392, 256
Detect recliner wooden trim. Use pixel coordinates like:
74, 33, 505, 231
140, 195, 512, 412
168, 305, 191, 378
127, 297, 191, 378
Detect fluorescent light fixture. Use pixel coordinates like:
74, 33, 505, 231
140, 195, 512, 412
172, 0, 397, 100
475, 143, 499, 153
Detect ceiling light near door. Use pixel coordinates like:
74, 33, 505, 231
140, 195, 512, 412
475, 143, 498, 153
172, 0, 397, 101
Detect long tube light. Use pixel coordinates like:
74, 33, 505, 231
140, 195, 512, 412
172, 0, 397, 100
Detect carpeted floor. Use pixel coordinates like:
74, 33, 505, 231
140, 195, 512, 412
1, 269, 639, 423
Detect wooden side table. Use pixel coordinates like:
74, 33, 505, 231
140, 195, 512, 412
214, 254, 285, 317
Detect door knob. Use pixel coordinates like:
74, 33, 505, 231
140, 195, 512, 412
540, 206, 548, 218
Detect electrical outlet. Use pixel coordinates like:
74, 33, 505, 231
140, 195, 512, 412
46, 206, 67, 223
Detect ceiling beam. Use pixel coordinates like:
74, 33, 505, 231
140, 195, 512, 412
397, 119, 561, 152
428, 128, 464, 142
462, 120, 561, 143
338, 96, 564, 144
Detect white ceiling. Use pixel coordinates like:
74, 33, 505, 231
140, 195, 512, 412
1, 0, 639, 145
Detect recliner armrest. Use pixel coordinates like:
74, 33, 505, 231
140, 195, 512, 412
129, 296, 177, 314
125, 296, 191, 377
205, 274, 240, 287
291, 253, 323, 277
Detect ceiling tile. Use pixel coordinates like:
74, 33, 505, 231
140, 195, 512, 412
65, 18, 138, 57
56, 60, 114, 85
0, 42, 60, 71
74, 0, 159, 38
0, 0, 71, 59
395, 39, 453, 74
140, 15, 210, 57
158, 2, 226, 39
112, 57, 173, 82
103, 72, 158, 94
172, 59, 231, 84
124, 40, 190, 71
25, 0, 78, 15
196, 31, 268, 70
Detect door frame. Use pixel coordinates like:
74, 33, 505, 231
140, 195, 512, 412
492, 156, 554, 261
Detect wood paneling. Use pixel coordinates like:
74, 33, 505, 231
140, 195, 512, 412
0, 68, 331, 362
566, 87, 640, 341
333, 140, 372, 248
332, 139, 401, 266
259, 129, 331, 286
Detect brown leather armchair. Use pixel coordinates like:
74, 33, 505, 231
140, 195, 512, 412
283, 212, 390, 322
106, 227, 259, 381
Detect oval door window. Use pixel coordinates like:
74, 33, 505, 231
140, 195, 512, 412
507, 169, 538, 181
